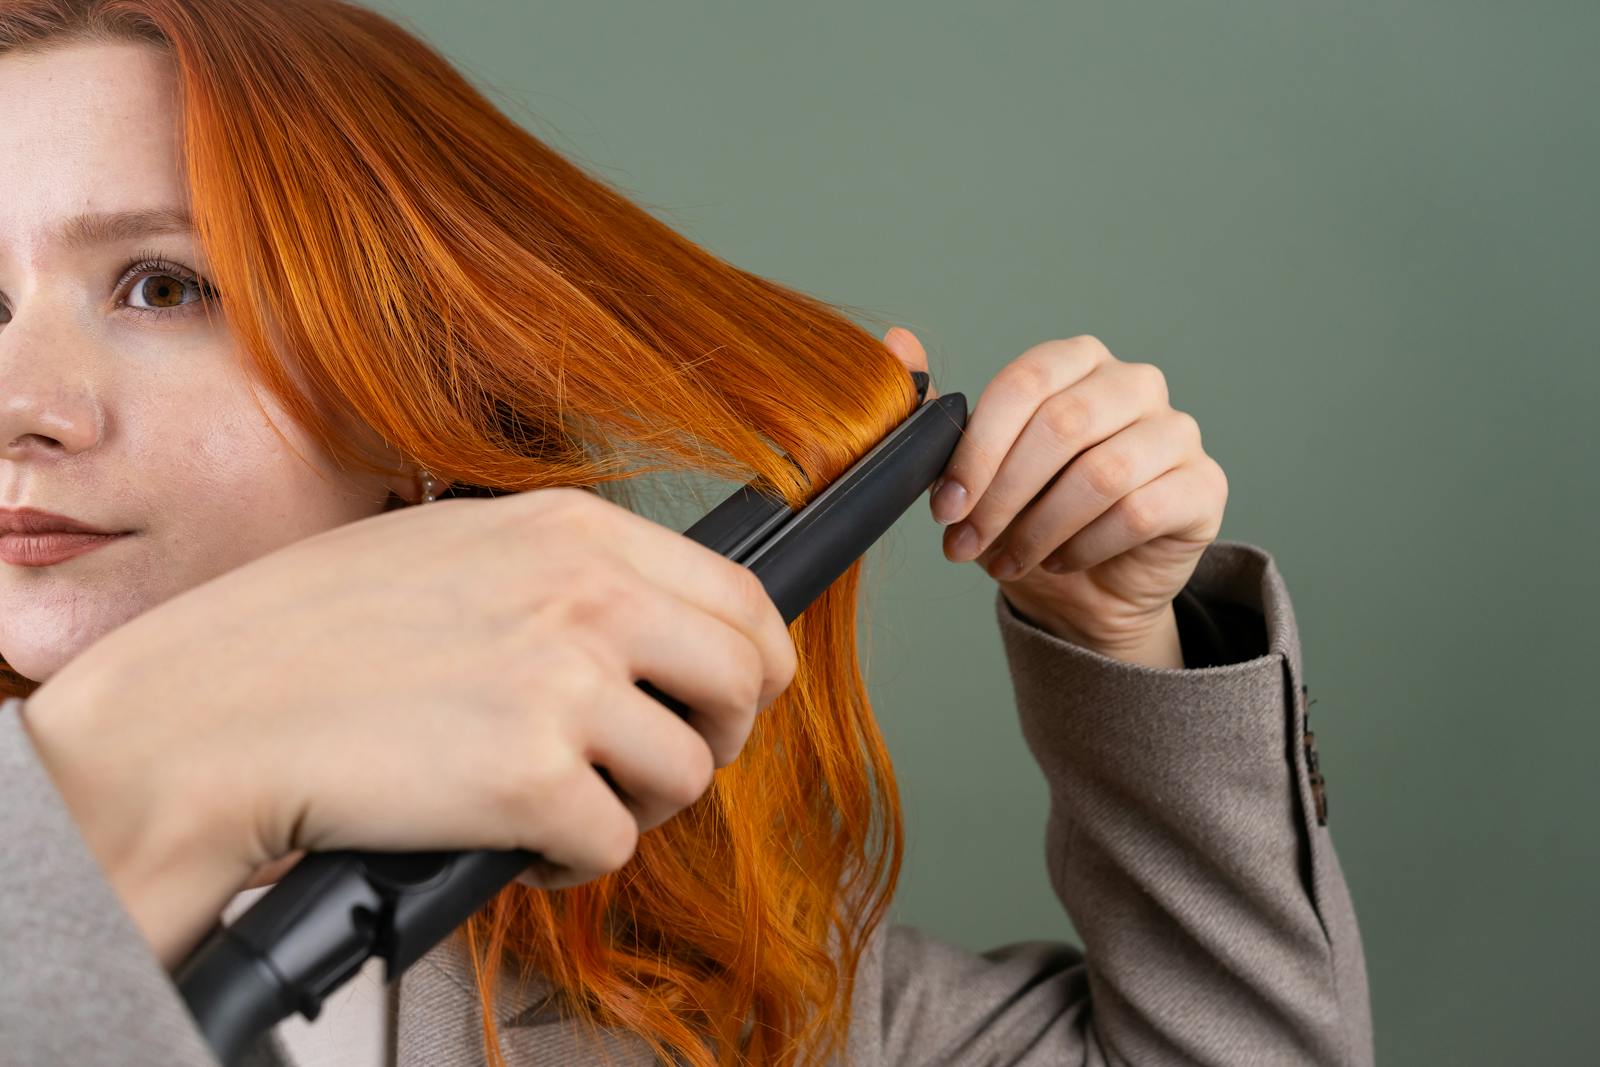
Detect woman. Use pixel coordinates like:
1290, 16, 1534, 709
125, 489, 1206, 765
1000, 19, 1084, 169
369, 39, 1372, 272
0, 1, 1372, 1065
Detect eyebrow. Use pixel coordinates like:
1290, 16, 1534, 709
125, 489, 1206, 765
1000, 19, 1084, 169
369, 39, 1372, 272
46, 207, 194, 250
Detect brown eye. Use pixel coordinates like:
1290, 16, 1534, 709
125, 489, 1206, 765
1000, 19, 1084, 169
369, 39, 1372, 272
118, 255, 219, 317
131, 273, 191, 309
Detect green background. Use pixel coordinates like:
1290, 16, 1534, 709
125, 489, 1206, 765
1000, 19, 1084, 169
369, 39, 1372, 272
370, 2, 1597, 1061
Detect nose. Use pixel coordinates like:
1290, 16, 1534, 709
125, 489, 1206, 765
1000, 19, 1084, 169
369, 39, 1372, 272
0, 302, 107, 462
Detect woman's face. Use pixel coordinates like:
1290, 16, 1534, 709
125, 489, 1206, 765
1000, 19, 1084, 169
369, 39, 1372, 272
0, 40, 418, 683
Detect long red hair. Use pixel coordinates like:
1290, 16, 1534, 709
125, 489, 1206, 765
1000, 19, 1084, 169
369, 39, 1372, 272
0, 2, 918, 1064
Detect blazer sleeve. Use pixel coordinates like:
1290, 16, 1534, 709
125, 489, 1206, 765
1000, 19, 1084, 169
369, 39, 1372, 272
854, 538, 1374, 1066
0, 695, 297, 1067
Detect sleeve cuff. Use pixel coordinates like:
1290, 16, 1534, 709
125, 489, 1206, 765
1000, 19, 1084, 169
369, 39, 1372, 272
990, 538, 1303, 803
994, 538, 1305, 685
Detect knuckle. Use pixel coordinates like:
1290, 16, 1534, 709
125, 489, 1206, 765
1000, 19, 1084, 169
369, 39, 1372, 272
776, 632, 799, 693
1002, 358, 1054, 401
559, 565, 634, 631
1047, 542, 1084, 573
487, 748, 576, 831
1210, 457, 1230, 501
728, 561, 776, 631
597, 808, 640, 871
1079, 450, 1132, 500
524, 485, 589, 520
1065, 334, 1108, 360
1019, 335, 1103, 376
737, 636, 767, 714
1003, 531, 1045, 566
667, 739, 717, 807
1173, 409, 1203, 445
1128, 361, 1167, 402
536, 486, 610, 540
1038, 392, 1091, 448
1120, 494, 1163, 540
541, 640, 610, 708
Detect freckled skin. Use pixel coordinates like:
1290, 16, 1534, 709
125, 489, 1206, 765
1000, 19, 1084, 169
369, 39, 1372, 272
0, 41, 423, 683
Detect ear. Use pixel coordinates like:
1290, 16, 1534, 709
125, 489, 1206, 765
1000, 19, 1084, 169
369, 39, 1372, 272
883, 327, 937, 399
338, 415, 451, 507
380, 464, 452, 508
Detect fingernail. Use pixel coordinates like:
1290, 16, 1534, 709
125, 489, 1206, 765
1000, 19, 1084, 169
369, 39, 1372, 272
1040, 556, 1068, 574
948, 521, 979, 561
932, 479, 967, 524
988, 552, 1022, 581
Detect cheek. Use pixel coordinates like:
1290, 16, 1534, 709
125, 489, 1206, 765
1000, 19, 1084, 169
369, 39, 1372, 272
0, 364, 385, 680
161, 391, 386, 557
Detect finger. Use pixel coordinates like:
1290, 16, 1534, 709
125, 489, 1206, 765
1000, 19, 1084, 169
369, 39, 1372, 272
537, 492, 798, 710
1040, 461, 1225, 574
512, 763, 640, 890
982, 409, 1200, 576
883, 327, 939, 400
946, 358, 1168, 564
583, 679, 717, 832
931, 336, 1108, 528
576, 568, 767, 768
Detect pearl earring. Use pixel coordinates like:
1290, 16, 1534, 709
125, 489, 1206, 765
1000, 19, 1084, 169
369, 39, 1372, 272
418, 468, 442, 504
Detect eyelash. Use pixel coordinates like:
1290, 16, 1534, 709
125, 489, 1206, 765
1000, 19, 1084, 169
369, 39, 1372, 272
116, 247, 221, 319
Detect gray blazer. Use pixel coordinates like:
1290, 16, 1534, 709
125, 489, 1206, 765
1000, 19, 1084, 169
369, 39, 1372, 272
0, 539, 1373, 1066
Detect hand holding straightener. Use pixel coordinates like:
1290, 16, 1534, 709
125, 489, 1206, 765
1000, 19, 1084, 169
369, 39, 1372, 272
21, 370, 964, 1062
23, 485, 799, 970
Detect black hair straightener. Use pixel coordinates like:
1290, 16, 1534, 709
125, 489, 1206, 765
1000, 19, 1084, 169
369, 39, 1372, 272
174, 374, 966, 1065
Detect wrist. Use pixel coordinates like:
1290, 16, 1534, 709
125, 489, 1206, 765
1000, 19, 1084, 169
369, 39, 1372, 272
21, 682, 251, 970
1005, 597, 1186, 669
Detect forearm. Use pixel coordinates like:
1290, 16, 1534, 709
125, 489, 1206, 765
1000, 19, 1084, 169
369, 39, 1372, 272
994, 539, 1373, 1065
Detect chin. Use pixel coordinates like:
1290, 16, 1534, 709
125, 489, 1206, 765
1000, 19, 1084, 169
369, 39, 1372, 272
0, 645, 54, 686
0, 599, 148, 686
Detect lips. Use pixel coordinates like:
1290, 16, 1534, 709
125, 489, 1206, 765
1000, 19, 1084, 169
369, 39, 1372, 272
0, 506, 127, 536
0, 507, 134, 567
0, 530, 131, 567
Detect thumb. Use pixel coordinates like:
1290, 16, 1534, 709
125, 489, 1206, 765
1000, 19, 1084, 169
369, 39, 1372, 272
883, 327, 937, 399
